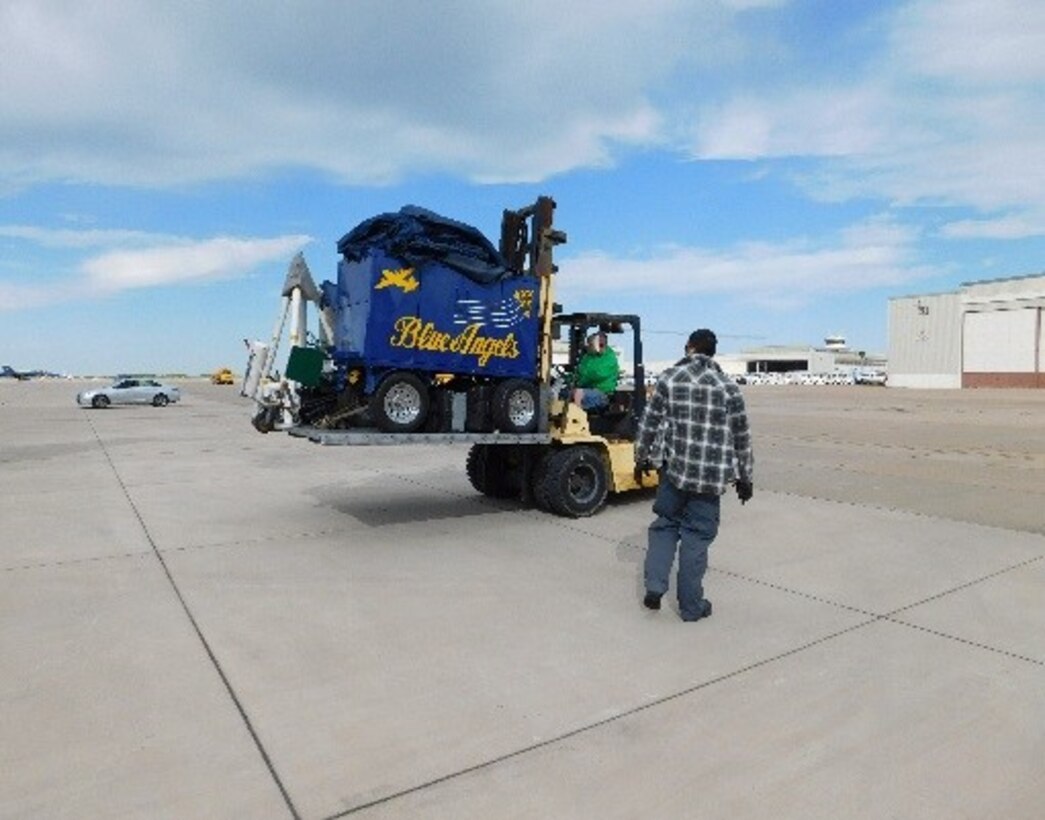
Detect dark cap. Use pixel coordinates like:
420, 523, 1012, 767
687, 328, 717, 356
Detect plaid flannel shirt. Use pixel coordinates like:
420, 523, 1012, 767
635, 354, 753, 495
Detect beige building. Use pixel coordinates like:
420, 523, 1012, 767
889, 273, 1045, 389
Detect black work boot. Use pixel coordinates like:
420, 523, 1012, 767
643, 592, 662, 610
681, 599, 713, 622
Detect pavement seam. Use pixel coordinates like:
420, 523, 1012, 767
713, 561, 1045, 667
322, 617, 878, 819
157, 526, 353, 555
322, 550, 1043, 820
884, 553, 1045, 616
85, 416, 303, 820
881, 618, 1043, 666
2, 550, 152, 573
390, 477, 1045, 668
708, 567, 877, 616
0, 528, 350, 571
750, 489, 1045, 536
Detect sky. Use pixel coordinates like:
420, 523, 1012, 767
3, 0, 1045, 376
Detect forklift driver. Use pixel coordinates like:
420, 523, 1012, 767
572, 331, 620, 411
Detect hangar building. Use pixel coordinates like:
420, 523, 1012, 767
888, 273, 1045, 388
716, 336, 886, 381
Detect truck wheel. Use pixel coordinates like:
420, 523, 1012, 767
466, 444, 521, 499
373, 372, 429, 433
539, 445, 608, 518
491, 379, 539, 433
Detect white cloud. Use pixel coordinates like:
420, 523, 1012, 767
695, 86, 889, 159
0, 231, 311, 311
0, 281, 52, 311
558, 217, 934, 308
3, 0, 1044, 236
690, 0, 1045, 221
720, 0, 788, 8
0, 0, 741, 187
939, 214, 1045, 240
890, 0, 1045, 85
82, 236, 312, 292
0, 225, 166, 248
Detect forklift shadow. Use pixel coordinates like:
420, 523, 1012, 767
308, 485, 523, 528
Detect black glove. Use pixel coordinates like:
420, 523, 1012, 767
735, 480, 753, 504
634, 459, 655, 483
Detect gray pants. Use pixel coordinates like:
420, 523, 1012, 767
644, 476, 721, 621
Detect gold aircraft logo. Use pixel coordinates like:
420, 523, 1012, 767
375, 267, 419, 294
514, 288, 534, 318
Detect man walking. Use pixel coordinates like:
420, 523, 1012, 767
634, 328, 754, 622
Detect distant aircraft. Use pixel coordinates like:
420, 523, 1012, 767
1, 365, 31, 380
0, 365, 61, 380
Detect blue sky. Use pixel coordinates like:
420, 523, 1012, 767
3, 0, 1045, 375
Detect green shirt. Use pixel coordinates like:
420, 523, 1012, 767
575, 347, 620, 394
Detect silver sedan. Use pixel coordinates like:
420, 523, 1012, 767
77, 378, 181, 409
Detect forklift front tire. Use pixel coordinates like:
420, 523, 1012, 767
540, 445, 609, 518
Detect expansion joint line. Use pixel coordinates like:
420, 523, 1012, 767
714, 558, 1045, 667
710, 567, 877, 617
885, 553, 1045, 617
324, 618, 876, 819
882, 553, 1045, 667
86, 417, 302, 820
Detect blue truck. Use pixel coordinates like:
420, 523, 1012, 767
246, 197, 564, 436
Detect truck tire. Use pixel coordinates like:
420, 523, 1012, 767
538, 445, 609, 518
491, 379, 539, 433
466, 444, 521, 499
373, 372, 429, 433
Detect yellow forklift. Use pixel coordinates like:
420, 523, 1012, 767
465, 310, 658, 517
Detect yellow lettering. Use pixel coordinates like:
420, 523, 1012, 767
388, 316, 521, 367
418, 322, 451, 352
389, 316, 422, 349
450, 323, 481, 354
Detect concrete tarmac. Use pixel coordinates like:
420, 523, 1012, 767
2, 380, 1043, 819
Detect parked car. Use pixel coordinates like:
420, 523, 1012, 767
77, 378, 181, 408
855, 368, 888, 386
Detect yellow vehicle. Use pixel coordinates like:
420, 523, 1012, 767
211, 367, 235, 385
464, 311, 658, 517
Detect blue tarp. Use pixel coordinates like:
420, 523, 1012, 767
336, 206, 510, 284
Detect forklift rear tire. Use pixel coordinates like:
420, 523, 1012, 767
530, 452, 555, 512
491, 378, 539, 433
373, 372, 429, 433
539, 445, 608, 518
466, 444, 522, 499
